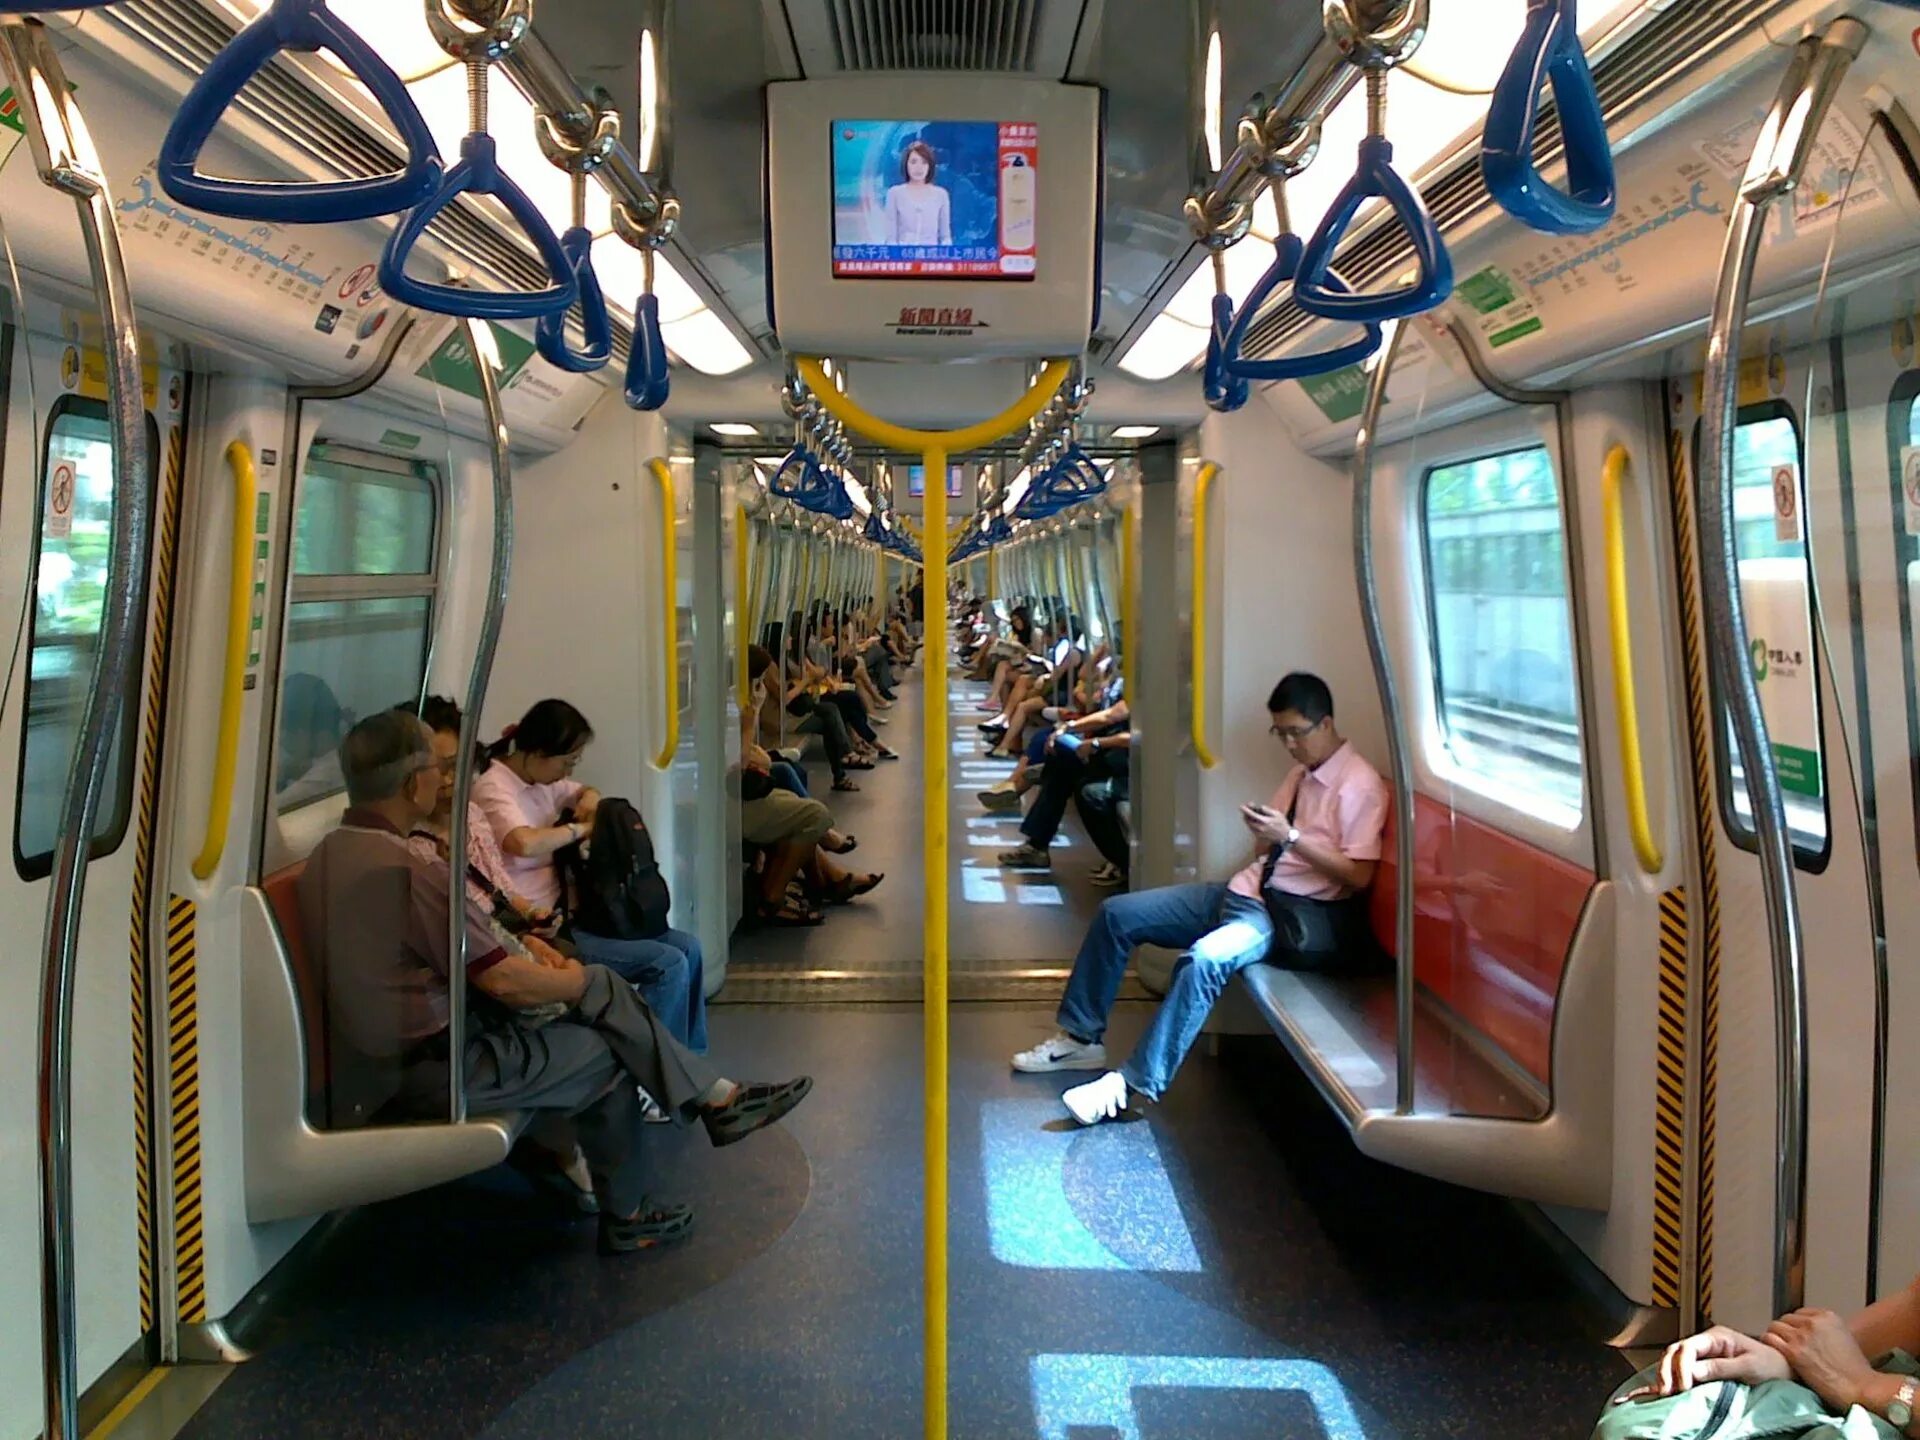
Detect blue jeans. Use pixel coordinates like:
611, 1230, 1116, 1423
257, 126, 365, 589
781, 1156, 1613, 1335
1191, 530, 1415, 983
768, 760, 809, 797
571, 926, 709, 1054
1057, 883, 1273, 1101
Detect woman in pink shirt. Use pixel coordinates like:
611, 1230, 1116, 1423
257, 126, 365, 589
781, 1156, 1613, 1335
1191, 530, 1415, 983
473, 699, 708, 1053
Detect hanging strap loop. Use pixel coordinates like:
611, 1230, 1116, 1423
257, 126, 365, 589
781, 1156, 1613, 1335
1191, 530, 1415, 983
380, 0, 579, 320
1222, 232, 1383, 380
613, 196, 678, 410
1482, 0, 1616, 235
1296, 0, 1452, 323
534, 98, 619, 371
158, 0, 442, 221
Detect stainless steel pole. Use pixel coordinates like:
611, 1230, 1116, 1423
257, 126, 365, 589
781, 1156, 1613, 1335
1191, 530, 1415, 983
1, 19, 153, 1439
446, 317, 516, 1124
1351, 320, 1415, 1114
1697, 20, 1864, 1317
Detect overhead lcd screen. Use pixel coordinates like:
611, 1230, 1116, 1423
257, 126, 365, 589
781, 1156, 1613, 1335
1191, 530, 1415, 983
831, 119, 1038, 280
906, 463, 966, 499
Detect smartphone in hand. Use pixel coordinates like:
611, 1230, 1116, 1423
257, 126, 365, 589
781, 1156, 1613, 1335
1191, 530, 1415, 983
1057, 732, 1084, 753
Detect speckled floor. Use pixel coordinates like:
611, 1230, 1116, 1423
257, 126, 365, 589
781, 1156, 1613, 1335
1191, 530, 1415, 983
173, 1004, 1630, 1440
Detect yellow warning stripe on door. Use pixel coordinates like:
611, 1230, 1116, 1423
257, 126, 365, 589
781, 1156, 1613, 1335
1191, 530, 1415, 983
1667, 423, 1721, 1319
129, 422, 186, 1333
166, 894, 205, 1324
1653, 886, 1689, 1307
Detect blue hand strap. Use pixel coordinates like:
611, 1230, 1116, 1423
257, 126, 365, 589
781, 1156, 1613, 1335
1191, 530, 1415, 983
1219, 233, 1384, 381
535, 226, 613, 373
380, 131, 577, 320
1295, 133, 1454, 323
1205, 291, 1251, 414
159, 0, 441, 222
770, 445, 819, 502
624, 291, 670, 411
1482, 0, 1616, 235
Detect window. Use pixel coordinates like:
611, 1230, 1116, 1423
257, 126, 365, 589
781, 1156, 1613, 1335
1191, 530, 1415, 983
275, 444, 439, 813
16, 398, 159, 878
1705, 406, 1829, 865
1421, 446, 1584, 816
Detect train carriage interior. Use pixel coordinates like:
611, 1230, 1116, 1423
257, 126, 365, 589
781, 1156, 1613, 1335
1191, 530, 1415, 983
7, 0, 1920, 1436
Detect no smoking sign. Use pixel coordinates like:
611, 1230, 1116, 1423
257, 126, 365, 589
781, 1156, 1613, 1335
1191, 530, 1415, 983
46, 459, 74, 539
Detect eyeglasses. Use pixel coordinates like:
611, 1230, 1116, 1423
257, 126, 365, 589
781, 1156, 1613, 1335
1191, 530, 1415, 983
1270, 720, 1321, 742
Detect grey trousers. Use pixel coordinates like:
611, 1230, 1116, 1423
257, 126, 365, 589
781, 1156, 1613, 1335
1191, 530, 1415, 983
403, 966, 723, 1214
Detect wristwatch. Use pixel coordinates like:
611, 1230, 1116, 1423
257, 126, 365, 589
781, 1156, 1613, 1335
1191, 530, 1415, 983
1889, 1376, 1916, 1431
1279, 825, 1299, 855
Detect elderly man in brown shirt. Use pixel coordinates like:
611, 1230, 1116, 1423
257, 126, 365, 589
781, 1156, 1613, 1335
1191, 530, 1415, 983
298, 709, 811, 1253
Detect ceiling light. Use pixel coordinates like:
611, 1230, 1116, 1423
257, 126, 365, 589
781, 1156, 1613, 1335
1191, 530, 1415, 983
1112, 425, 1161, 439
710, 422, 758, 436
1117, 312, 1209, 382
638, 26, 662, 174
1203, 28, 1224, 174
659, 306, 754, 376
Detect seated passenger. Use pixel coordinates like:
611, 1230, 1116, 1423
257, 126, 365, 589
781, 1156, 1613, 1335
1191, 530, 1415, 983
407, 695, 554, 939
1610, 1276, 1920, 1433
996, 700, 1132, 870
299, 710, 812, 1252
1011, 673, 1386, 1126
472, 699, 707, 1053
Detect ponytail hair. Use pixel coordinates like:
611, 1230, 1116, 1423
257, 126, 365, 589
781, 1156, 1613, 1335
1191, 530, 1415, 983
483, 699, 594, 765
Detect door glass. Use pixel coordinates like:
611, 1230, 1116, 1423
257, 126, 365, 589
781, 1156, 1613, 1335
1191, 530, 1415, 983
15, 398, 155, 877
1720, 407, 1830, 862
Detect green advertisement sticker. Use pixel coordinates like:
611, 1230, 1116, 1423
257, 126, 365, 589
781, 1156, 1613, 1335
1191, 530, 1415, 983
1299, 364, 1376, 424
414, 323, 535, 400
1458, 266, 1519, 316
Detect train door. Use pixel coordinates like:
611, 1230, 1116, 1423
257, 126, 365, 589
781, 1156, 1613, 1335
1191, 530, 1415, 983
0, 303, 187, 1431
1819, 312, 1920, 1302
1666, 347, 1880, 1330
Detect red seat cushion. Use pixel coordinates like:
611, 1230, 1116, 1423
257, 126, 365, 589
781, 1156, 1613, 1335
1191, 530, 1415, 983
1369, 809, 1399, 958
260, 862, 328, 1120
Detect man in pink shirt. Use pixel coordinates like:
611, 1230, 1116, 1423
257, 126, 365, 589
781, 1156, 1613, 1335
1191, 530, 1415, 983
1011, 673, 1388, 1125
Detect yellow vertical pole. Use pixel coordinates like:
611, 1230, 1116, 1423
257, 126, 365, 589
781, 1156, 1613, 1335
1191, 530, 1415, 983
791, 355, 1070, 1440
921, 443, 949, 1440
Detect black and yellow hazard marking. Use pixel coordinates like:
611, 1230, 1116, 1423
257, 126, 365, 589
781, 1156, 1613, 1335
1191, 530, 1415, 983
1667, 423, 1721, 1319
166, 894, 206, 1323
1653, 886, 1690, 1307
129, 422, 186, 1333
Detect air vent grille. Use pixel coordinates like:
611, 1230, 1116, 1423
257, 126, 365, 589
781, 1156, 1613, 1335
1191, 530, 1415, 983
827, 0, 1044, 71
1240, 0, 1767, 362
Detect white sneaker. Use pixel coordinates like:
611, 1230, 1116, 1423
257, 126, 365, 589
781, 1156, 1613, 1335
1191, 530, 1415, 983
1011, 1031, 1108, 1073
1063, 1071, 1129, 1126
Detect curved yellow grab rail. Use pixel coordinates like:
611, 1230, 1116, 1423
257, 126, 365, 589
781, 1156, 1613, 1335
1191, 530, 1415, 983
1191, 462, 1221, 770
797, 355, 1071, 1440
191, 442, 258, 881
734, 505, 752, 706
1602, 445, 1664, 873
648, 458, 680, 771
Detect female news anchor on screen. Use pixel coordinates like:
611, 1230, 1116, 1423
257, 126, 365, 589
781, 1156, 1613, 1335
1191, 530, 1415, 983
884, 140, 952, 247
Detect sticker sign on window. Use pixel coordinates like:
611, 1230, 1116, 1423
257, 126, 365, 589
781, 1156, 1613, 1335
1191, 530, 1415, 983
45, 460, 75, 539
1773, 463, 1802, 543
1902, 446, 1920, 538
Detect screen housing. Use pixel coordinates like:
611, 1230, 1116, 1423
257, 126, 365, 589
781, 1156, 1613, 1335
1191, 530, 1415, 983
767, 74, 1101, 361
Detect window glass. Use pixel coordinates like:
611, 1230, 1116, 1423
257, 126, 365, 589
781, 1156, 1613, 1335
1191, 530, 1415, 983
1723, 410, 1828, 859
276, 443, 440, 814
1421, 446, 1583, 816
292, 445, 435, 576
17, 400, 154, 875
275, 599, 432, 811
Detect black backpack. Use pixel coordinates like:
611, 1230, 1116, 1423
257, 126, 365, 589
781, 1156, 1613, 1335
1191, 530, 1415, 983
566, 797, 672, 940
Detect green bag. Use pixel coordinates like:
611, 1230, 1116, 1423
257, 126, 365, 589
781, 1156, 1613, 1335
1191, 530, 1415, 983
1592, 1352, 1920, 1440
